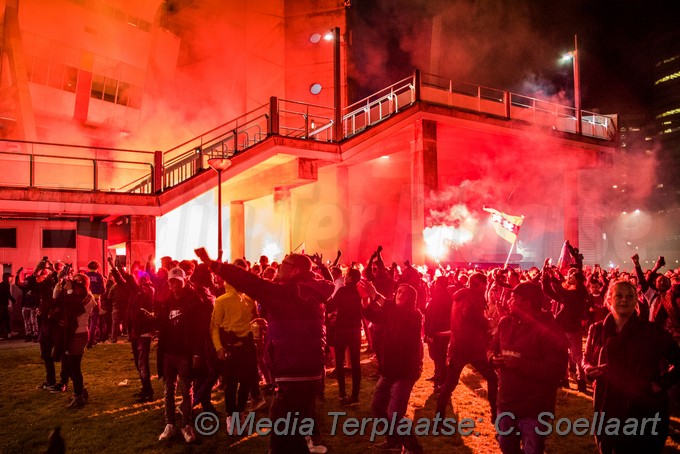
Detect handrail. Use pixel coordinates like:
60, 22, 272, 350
0, 138, 155, 155
420, 71, 617, 141
342, 74, 416, 139
0, 149, 153, 193
163, 104, 269, 155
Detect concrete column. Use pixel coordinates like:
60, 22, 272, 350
74, 51, 94, 123
274, 186, 292, 254
410, 119, 438, 263
230, 201, 245, 261
125, 215, 156, 269
564, 172, 579, 248
3, 0, 37, 141
335, 166, 350, 258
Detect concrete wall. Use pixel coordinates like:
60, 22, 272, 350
0, 219, 106, 274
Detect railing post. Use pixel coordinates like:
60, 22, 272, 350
153, 150, 163, 193
29, 154, 34, 187
269, 96, 279, 136
503, 91, 510, 119
414, 69, 421, 102
93, 159, 98, 191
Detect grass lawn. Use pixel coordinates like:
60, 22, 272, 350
1, 339, 679, 453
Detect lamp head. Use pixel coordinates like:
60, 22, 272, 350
208, 158, 231, 172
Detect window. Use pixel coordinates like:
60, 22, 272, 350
42, 229, 76, 248
91, 73, 105, 99
64, 66, 78, 92
116, 81, 130, 106
103, 77, 118, 103
0, 228, 17, 248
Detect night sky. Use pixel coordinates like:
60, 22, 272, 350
351, 0, 677, 116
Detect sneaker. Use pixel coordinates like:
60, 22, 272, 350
66, 396, 85, 409
245, 396, 267, 412
49, 383, 67, 393
306, 436, 328, 454
158, 424, 175, 441
37, 382, 56, 390
180, 425, 196, 443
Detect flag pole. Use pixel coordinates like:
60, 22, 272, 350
504, 239, 516, 268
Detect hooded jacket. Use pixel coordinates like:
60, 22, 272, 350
210, 262, 334, 382
490, 310, 568, 418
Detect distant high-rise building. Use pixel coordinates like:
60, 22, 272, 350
653, 28, 680, 202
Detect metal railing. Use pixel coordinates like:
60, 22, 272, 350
0, 70, 616, 196
342, 75, 417, 138
0, 139, 155, 193
420, 71, 617, 140
277, 98, 335, 141
160, 104, 270, 190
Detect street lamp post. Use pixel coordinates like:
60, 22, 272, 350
310, 27, 341, 141
207, 158, 231, 261
573, 34, 581, 135
562, 34, 581, 135
332, 26, 341, 142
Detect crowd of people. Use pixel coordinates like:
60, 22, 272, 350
2, 243, 680, 454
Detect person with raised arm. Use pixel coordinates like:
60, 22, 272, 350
195, 247, 333, 454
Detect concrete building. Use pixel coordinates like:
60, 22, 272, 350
0, 0, 616, 275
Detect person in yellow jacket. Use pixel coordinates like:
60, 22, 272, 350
211, 275, 258, 430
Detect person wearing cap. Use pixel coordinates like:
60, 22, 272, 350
490, 282, 569, 454
195, 249, 334, 454
155, 266, 200, 443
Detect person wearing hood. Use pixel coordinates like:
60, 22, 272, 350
196, 249, 334, 454
490, 282, 569, 454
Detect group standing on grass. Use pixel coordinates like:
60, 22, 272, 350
8, 241, 680, 453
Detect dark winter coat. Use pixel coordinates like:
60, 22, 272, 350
584, 312, 680, 421
490, 310, 568, 417
210, 263, 334, 382
364, 300, 423, 381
